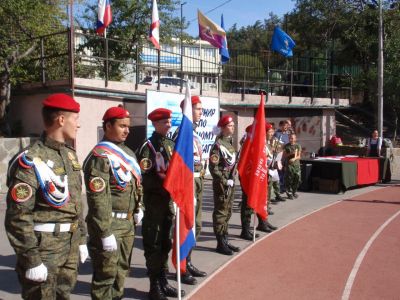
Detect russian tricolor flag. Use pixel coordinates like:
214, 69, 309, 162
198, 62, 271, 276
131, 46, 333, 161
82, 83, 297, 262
96, 0, 112, 35
164, 82, 196, 273
149, 0, 160, 49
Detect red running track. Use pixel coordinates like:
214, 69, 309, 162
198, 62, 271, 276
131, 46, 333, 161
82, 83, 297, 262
189, 186, 400, 300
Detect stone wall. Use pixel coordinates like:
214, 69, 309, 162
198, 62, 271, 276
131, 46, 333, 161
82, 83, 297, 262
0, 137, 38, 193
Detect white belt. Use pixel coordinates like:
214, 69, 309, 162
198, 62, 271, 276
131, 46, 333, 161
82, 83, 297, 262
112, 212, 128, 219
34, 223, 73, 232
194, 172, 201, 178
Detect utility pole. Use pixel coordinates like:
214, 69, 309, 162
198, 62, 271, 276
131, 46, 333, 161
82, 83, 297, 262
69, 0, 75, 96
378, 0, 384, 137
180, 2, 186, 93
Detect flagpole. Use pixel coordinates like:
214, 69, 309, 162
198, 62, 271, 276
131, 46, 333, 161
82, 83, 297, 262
252, 213, 256, 242
176, 207, 182, 300
104, 28, 109, 87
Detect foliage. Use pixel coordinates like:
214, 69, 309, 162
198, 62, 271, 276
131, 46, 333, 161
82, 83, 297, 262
77, 0, 184, 81
0, 0, 71, 135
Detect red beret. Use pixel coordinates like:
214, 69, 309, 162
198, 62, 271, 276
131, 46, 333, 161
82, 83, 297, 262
217, 115, 234, 127
42, 93, 80, 113
148, 108, 172, 121
245, 124, 253, 133
246, 122, 273, 133
180, 95, 202, 109
102, 106, 130, 122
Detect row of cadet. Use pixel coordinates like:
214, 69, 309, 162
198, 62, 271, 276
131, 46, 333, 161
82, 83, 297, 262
4, 93, 301, 300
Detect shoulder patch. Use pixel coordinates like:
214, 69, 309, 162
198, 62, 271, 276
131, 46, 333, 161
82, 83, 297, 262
11, 183, 33, 203
210, 154, 220, 164
89, 177, 106, 193
140, 158, 153, 171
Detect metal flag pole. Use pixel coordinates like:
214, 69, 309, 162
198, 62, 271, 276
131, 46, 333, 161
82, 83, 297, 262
252, 213, 256, 242
176, 206, 181, 300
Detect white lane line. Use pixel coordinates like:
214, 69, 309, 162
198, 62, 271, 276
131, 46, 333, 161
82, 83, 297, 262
341, 209, 400, 300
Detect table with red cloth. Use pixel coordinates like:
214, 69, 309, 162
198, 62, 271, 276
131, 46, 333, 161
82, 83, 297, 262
300, 156, 391, 193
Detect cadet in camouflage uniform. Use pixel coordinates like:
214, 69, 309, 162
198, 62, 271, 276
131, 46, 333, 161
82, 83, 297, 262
239, 123, 277, 241
209, 115, 240, 255
138, 108, 184, 300
172, 96, 207, 285
5, 93, 87, 300
284, 133, 302, 199
83, 106, 143, 300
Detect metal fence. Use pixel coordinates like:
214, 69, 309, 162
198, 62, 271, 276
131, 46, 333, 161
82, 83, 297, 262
16, 29, 353, 102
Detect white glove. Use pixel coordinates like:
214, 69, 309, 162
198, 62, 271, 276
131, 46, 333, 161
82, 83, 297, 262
25, 263, 48, 282
134, 208, 144, 225
79, 244, 89, 263
227, 179, 234, 187
101, 234, 117, 252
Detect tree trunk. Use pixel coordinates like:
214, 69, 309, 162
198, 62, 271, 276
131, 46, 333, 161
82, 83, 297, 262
0, 68, 11, 137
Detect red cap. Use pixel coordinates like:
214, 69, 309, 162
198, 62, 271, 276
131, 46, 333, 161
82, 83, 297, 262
42, 93, 80, 113
246, 122, 273, 133
102, 106, 130, 122
245, 124, 253, 133
148, 108, 172, 121
265, 122, 273, 131
217, 115, 234, 127
180, 95, 202, 109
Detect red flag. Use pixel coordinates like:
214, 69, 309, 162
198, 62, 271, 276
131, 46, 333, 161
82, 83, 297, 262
237, 94, 268, 220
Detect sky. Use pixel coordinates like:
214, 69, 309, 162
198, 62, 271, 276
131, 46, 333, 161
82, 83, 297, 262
179, 0, 296, 36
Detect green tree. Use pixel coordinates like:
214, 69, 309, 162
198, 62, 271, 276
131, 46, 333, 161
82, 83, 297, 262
77, 0, 183, 81
0, 0, 69, 136
222, 54, 265, 92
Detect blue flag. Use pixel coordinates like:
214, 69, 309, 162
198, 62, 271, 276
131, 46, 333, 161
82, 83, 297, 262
271, 27, 295, 58
219, 14, 230, 64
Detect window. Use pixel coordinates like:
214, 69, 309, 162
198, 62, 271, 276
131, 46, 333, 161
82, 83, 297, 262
203, 48, 216, 58
187, 47, 200, 57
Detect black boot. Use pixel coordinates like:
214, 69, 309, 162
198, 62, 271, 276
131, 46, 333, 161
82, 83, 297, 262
224, 235, 240, 252
266, 221, 278, 230
187, 252, 207, 277
256, 221, 273, 233
216, 235, 233, 255
160, 272, 185, 298
180, 271, 197, 285
240, 229, 259, 241
149, 277, 167, 300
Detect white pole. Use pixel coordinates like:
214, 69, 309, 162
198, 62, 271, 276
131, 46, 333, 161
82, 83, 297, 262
176, 207, 182, 300
252, 213, 256, 242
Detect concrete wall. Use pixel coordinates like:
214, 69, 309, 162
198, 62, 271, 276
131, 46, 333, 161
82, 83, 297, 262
386, 148, 400, 180
0, 137, 38, 193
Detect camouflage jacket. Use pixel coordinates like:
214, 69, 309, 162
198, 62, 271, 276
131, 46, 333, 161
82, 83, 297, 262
5, 135, 85, 269
137, 131, 174, 197
284, 143, 302, 166
208, 135, 236, 185
83, 141, 141, 239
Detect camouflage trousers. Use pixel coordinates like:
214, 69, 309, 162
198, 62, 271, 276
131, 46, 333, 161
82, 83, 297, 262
240, 192, 264, 229
212, 181, 234, 236
194, 177, 204, 239
285, 163, 301, 194
16, 230, 80, 300
268, 178, 281, 201
88, 218, 135, 300
142, 192, 173, 278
